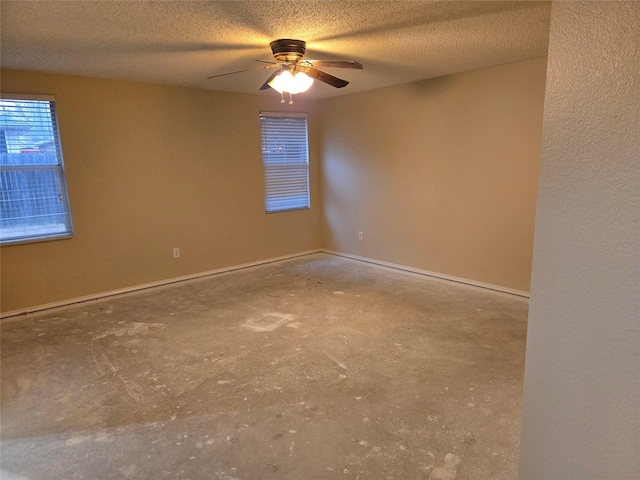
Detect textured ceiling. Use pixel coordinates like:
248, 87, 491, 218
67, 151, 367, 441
0, 1, 551, 99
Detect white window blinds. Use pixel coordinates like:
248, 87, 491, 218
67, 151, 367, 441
0, 94, 73, 244
260, 113, 310, 213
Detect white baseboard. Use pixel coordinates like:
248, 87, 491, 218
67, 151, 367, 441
1, 248, 528, 319
0, 249, 322, 319
320, 249, 530, 298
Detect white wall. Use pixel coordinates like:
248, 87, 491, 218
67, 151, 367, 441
519, 2, 640, 479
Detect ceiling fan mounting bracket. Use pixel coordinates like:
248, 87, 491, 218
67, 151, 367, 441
270, 39, 306, 62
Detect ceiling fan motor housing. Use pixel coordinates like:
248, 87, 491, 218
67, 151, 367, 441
270, 39, 306, 62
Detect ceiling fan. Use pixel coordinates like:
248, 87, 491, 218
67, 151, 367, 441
208, 39, 363, 103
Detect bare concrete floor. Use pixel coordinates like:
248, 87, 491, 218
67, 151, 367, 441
1, 253, 528, 480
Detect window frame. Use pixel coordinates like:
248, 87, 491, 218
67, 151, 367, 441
260, 111, 310, 214
0, 93, 74, 245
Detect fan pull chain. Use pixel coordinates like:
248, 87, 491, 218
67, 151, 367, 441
278, 91, 295, 105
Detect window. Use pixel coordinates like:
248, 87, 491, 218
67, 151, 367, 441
260, 112, 310, 213
0, 94, 73, 244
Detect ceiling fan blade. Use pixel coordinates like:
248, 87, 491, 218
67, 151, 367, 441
255, 59, 279, 65
307, 60, 363, 69
259, 68, 282, 90
208, 63, 279, 80
305, 67, 349, 88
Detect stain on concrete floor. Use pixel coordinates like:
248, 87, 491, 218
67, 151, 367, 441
1, 253, 528, 479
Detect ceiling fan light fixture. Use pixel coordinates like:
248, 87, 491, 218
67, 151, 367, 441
268, 70, 314, 94
209, 38, 360, 102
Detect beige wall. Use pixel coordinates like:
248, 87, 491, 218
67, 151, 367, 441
0, 70, 322, 312
519, 2, 639, 478
1, 59, 547, 312
319, 58, 547, 292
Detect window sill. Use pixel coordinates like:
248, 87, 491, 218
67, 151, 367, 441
1, 233, 74, 246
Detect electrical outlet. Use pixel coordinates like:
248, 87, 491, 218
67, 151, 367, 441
358, 231, 363, 240
173, 248, 180, 258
